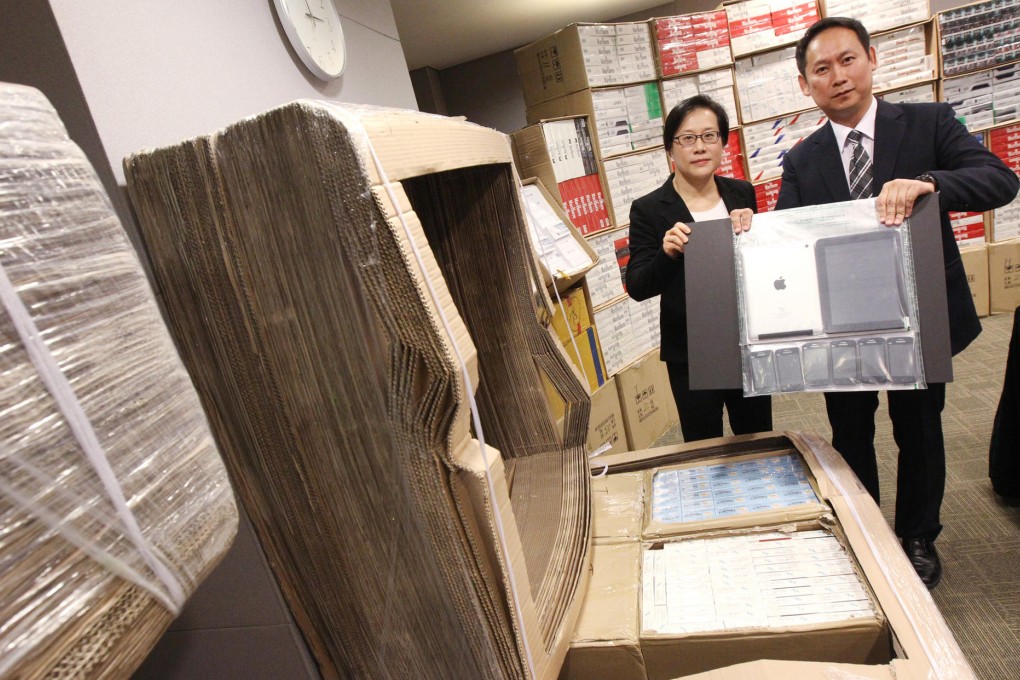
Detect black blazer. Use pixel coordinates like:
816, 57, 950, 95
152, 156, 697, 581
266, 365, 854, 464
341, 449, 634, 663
777, 100, 1020, 355
627, 173, 757, 365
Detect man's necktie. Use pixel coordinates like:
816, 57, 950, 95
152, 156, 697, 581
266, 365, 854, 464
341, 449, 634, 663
847, 129, 873, 199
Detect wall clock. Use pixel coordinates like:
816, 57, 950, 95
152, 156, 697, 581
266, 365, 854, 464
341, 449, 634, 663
272, 0, 346, 80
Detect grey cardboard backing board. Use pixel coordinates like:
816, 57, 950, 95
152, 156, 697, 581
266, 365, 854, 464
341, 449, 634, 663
685, 194, 951, 389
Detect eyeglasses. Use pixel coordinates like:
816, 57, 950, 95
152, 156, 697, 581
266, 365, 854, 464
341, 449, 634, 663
672, 131, 722, 147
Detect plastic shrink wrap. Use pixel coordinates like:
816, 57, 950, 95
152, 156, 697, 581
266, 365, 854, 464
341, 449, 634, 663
0, 83, 237, 678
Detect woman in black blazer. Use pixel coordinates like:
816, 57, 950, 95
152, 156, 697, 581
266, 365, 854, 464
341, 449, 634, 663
626, 95, 771, 442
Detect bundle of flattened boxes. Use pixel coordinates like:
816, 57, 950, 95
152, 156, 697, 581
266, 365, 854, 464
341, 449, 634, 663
562, 432, 975, 680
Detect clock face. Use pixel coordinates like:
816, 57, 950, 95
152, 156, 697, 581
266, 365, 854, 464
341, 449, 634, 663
273, 0, 346, 80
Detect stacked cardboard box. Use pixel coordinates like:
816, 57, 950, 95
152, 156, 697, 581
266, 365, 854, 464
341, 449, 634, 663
660, 68, 740, 128
601, 148, 671, 226
990, 122, 1020, 241
960, 244, 991, 316
822, 0, 930, 34
988, 237, 1020, 313
878, 82, 937, 104
726, 0, 821, 57
742, 109, 828, 182
654, 10, 732, 77
515, 22, 657, 107
511, 117, 612, 235
520, 178, 598, 292
872, 24, 936, 92
735, 46, 816, 123
586, 226, 631, 308
941, 62, 1020, 131
595, 297, 662, 377
562, 432, 978, 679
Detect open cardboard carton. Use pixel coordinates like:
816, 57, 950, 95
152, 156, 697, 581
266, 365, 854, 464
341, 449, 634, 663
569, 432, 976, 680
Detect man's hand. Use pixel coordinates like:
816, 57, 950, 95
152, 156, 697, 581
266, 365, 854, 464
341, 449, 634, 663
731, 208, 753, 233
663, 222, 691, 258
875, 178, 935, 226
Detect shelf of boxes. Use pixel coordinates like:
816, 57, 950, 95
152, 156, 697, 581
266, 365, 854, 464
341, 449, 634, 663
516, 22, 658, 108
950, 210, 988, 245
820, 0, 930, 34
989, 122, 1020, 241
526, 83, 665, 159
600, 148, 671, 226
654, 10, 733, 77
725, 0, 821, 58
936, 0, 1020, 78
941, 61, 1020, 132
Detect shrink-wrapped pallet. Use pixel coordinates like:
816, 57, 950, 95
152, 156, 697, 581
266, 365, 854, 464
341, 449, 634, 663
0, 83, 237, 677
124, 102, 592, 678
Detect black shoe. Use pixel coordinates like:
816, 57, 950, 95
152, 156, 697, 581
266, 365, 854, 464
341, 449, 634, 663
902, 537, 942, 590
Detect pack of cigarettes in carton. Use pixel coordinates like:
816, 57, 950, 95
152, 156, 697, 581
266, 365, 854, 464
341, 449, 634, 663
660, 68, 739, 127
727, 0, 820, 57
825, 0, 929, 33
655, 11, 733, 77
879, 83, 937, 105
742, 110, 828, 181
587, 227, 630, 307
755, 178, 783, 212
736, 46, 816, 123
950, 211, 987, 246
601, 149, 670, 225
719, 133, 748, 181
939, 0, 1020, 76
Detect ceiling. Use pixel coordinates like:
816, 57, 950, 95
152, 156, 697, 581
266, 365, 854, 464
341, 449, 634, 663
390, 0, 677, 71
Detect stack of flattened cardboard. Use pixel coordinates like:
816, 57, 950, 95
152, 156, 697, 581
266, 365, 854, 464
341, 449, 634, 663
0, 84, 237, 677
124, 102, 592, 678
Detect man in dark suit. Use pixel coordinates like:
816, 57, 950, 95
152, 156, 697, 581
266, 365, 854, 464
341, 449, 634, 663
777, 17, 1019, 588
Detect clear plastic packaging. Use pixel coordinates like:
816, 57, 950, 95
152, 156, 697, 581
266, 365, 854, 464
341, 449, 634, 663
0, 83, 237, 676
735, 198, 926, 397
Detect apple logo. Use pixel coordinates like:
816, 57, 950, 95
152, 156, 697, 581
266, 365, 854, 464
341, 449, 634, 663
773, 276, 786, 290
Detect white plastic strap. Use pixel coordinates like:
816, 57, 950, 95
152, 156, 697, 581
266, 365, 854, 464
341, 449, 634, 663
364, 141, 537, 679
0, 259, 184, 613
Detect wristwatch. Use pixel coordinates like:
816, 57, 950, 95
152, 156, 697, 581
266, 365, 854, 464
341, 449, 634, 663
915, 173, 939, 192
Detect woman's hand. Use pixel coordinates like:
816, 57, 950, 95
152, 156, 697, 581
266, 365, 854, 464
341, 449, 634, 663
731, 208, 753, 234
663, 222, 691, 258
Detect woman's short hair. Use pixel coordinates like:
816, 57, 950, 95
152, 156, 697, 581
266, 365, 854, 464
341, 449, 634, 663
662, 95, 730, 151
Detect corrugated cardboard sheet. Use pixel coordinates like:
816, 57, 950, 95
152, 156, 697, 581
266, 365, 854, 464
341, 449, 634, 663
0, 84, 237, 677
124, 101, 591, 679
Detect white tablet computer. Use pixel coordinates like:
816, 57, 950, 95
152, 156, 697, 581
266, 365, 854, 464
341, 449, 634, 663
740, 240, 823, 341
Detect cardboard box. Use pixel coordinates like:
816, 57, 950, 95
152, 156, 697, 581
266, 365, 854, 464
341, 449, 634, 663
515, 23, 657, 108
591, 470, 644, 543
511, 117, 613, 236
526, 84, 664, 160
520, 177, 599, 293
564, 325, 607, 391
960, 244, 990, 317
589, 377, 629, 460
988, 237, 1020, 314
821, 0, 929, 34
550, 282, 593, 344
616, 351, 676, 450
559, 543, 646, 680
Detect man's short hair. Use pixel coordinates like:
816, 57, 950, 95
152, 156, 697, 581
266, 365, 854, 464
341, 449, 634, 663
795, 17, 871, 77
662, 95, 730, 151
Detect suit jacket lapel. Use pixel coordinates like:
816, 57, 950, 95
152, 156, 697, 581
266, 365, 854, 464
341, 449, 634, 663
872, 99, 906, 189
658, 175, 693, 226
813, 122, 852, 202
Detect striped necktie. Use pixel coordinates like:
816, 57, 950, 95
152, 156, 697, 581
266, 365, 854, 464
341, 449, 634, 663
846, 129, 873, 199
